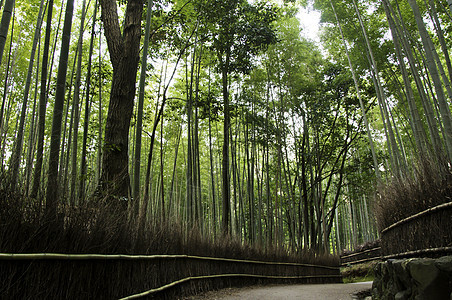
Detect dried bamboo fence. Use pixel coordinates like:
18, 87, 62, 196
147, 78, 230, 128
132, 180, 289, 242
0, 253, 341, 299
340, 247, 381, 266
340, 202, 452, 267
380, 202, 452, 256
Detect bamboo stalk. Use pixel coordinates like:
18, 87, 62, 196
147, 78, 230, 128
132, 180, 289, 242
119, 274, 343, 300
381, 202, 452, 234
0, 253, 339, 270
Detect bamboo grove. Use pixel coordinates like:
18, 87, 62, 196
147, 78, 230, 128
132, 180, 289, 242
0, 0, 451, 255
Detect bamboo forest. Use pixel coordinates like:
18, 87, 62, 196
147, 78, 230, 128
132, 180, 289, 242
1, 0, 452, 298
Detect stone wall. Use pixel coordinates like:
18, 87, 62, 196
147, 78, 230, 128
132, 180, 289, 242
372, 256, 452, 300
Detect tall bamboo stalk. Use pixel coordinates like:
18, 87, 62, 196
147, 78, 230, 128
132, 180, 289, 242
46, 0, 75, 217
0, 0, 14, 66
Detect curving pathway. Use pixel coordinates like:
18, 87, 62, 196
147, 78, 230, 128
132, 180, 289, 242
187, 281, 373, 300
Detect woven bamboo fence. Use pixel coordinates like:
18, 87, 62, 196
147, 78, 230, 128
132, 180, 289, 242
340, 247, 381, 266
0, 253, 341, 299
380, 202, 452, 256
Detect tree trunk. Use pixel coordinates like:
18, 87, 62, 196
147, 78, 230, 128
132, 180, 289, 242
0, 8, 14, 164
408, 0, 452, 160
185, 54, 194, 225
31, 0, 54, 199
79, 0, 98, 202
221, 49, 231, 236
61, 60, 77, 200
208, 73, 217, 237
46, 0, 75, 218
0, 0, 14, 66
70, 0, 87, 205
133, 0, 153, 211
426, 0, 452, 83
352, 0, 403, 176
330, 0, 380, 179
96, 31, 103, 184
383, 0, 427, 156
25, 37, 41, 195
98, 0, 144, 202
168, 124, 182, 219
8, 0, 44, 191
391, 0, 443, 156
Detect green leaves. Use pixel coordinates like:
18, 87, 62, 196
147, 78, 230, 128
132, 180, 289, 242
196, 0, 278, 75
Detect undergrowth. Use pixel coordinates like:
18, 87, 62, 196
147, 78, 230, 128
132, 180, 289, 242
341, 261, 376, 283
376, 156, 452, 231
0, 188, 338, 261
0, 188, 340, 299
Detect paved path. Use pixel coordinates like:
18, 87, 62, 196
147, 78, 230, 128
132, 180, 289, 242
188, 281, 373, 300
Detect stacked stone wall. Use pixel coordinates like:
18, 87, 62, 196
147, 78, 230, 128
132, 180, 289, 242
372, 256, 452, 300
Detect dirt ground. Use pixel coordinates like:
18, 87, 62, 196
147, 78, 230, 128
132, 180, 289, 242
185, 281, 373, 300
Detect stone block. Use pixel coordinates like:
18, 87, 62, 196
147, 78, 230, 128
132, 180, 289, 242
372, 256, 452, 300
435, 256, 452, 273
395, 288, 410, 300
409, 258, 449, 300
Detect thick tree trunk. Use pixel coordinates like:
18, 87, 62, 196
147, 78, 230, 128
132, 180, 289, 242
98, 0, 144, 202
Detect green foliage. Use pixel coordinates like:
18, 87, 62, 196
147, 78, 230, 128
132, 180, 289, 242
196, 0, 278, 74
341, 261, 377, 283
5, 0, 451, 265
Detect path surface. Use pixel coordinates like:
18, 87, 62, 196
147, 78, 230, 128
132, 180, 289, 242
188, 281, 373, 300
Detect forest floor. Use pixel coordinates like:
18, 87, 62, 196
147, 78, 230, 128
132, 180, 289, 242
185, 281, 373, 300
